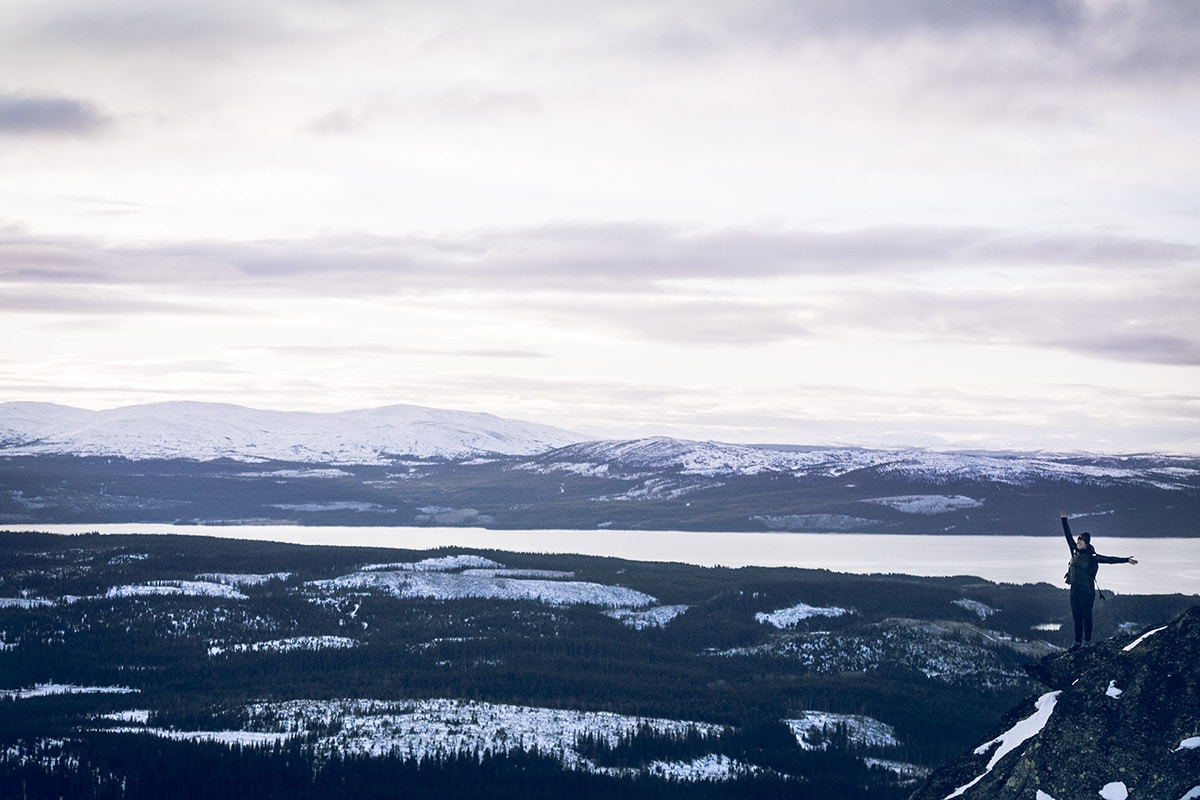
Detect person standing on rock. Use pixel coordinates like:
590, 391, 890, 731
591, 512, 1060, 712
1060, 511, 1137, 650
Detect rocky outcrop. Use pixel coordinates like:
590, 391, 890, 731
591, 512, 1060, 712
910, 606, 1200, 800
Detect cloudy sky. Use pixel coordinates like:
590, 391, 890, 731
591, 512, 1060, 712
2, 0, 1198, 453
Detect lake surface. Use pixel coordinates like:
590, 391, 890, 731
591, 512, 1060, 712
24, 524, 1200, 597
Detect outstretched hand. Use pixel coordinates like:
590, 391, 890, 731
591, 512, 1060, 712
1059, 511, 1068, 519
1128, 557, 1138, 565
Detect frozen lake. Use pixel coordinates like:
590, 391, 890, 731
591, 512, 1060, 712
22, 524, 1200, 597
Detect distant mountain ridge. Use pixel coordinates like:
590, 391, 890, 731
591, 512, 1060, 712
0, 401, 585, 462
1, 402, 1197, 535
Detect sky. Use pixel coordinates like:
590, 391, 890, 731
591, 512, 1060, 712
1, 0, 1198, 454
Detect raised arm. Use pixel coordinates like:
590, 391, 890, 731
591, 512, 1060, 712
1060, 512, 1075, 553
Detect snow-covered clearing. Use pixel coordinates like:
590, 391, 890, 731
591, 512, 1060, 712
756, 602, 852, 628
196, 572, 293, 587
361, 555, 502, 572
105, 580, 248, 600
953, 599, 998, 620
222, 697, 743, 780
0, 597, 54, 608
605, 604, 689, 629
310, 568, 656, 608
864, 495, 983, 514
785, 711, 899, 750
2, 684, 139, 700
208, 635, 358, 657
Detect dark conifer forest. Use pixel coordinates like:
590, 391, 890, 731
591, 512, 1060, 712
1, 531, 1195, 799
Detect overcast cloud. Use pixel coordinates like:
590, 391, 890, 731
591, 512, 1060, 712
1, 0, 1197, 453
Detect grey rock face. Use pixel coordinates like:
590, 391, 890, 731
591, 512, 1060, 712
910, 606, 1200, 800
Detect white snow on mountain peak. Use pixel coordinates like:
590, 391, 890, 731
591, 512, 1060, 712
1, 402, 1196, 491
0, 401, 585, 463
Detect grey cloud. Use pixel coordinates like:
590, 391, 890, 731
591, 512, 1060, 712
268, 344, 548, 360
835, 284, 1200, 367
1040, 333, 1200, 367
3, 223, 1196, 292
30, 1, 285, 53
734, 0, 1085, 41
0, 92, 110, 136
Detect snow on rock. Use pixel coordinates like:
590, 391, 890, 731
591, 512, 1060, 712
1105, 680, 1123, 698
1181, 786, 1200, 800
1122, 624, 1169, 651
756, 602, 851, 628
208, 636, 359, 657
605, 605, 689, 630
785, 711, 900, 750
953, 599, 998, 620
865, 495, 983, 514
1098, 782, 1128, 800
944, 691, 1061, 799
1176, 737, 1200, 752
105, 580, 249, 600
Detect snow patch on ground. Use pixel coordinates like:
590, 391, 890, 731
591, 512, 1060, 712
101, 710, 151, 724
0, 597, 54, 608
271, 502, 388, 513
105, 580, 249, 600
208, 635, 359, 657
756, 603, 852, 628
864, 495, 983, 514
462, 568, 576, 579
196, 572, 293, 586
362, 555, 503, 572
785, 711, 899, 750
1176, 736, 1200, 751
1098, 782, 1128, 800
605, 605, 689, 629
1105, 680, 1123, 698
953, 599, 998, 620
2, 684, 139, 699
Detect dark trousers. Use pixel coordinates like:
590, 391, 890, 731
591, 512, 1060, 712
1070, 589, 1095, 643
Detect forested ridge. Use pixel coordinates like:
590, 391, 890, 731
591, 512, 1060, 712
2, 531, 1195, 799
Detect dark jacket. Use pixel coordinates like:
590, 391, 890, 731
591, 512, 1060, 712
1062, 517, 1127, 593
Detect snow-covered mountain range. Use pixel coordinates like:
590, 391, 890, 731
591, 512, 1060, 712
1, 401, 1197, 536
0, 401, 584, 462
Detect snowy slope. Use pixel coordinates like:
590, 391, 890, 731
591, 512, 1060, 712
0, 402, 585, 463
528, 437, 1199, 488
